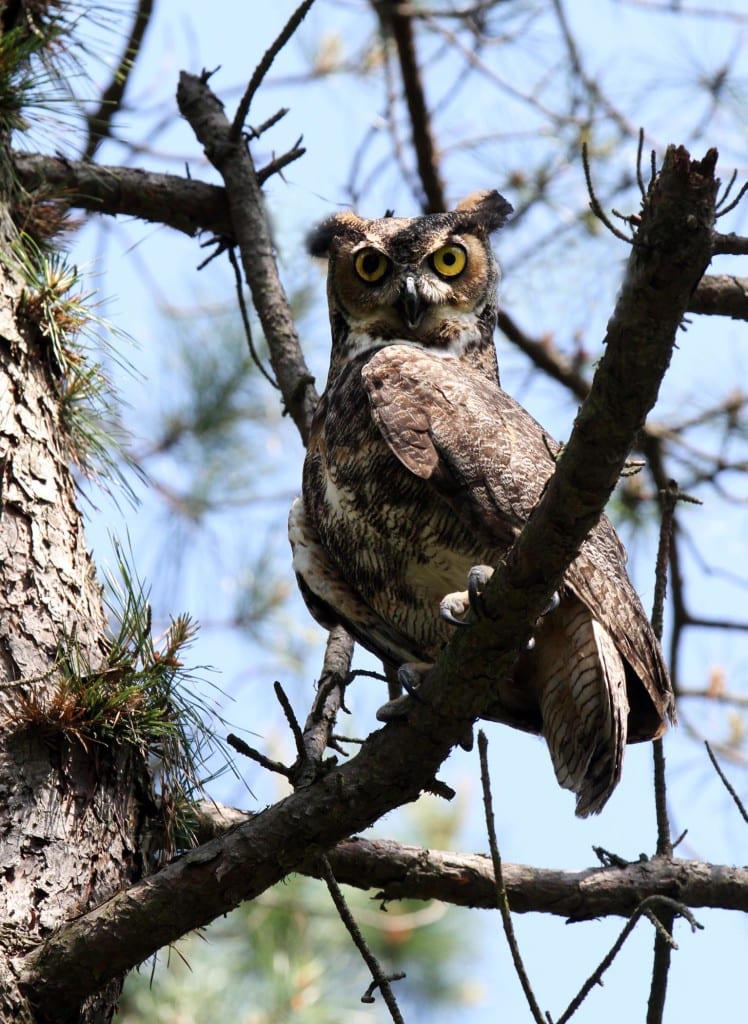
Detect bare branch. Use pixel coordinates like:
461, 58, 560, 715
184, 805, 748, 918
378, 0, 446, 212
82, 0, 154, 161
319, 856, 406, 1022
560, 896, 700, 1024
13, 152, 232, 238
478, 731, 546, 1024
230, 0, 318, 141
705, 742, 748, 824
713, 232, 748, 255
176, 71, 318, 443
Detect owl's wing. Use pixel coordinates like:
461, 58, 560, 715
362, 345, 551, 548
362, 344, 673, 737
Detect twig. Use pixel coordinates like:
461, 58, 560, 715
715, 167, 738, 210
651, 481, 678, 644
646, 904, 675, 1024
636, 127, 647, 196
647, 480, 679, 1023
582, 142, 636, 243
248, 108, 289, 140
319, 856, 406, 1023
274, 680, 306, 763
226, 733, 291, 778
82, 0, 154, 161
230, 0, 318, 141
647, 474, 683, 1022
715, 179, 748, 218
557, 896, 700, 1024
651, 480, 681, 857
227, 245, 279, 388
478, 731, 547, 1024
256, 141, 306, 185
383, 0, 446, 212
704, 741, 748, 823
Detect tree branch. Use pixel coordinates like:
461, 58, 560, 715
378, 0, 446, 212
13, 151, 232, 238
176, 71, 318, 444
82, 0, 154, 161
162, 803, 748, 919
687, 273, 748, 319
19, 143, 720, 1018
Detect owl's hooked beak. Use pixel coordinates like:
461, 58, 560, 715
398, 274, 427, 330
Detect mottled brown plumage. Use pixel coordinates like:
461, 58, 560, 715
289, 190, 674, 815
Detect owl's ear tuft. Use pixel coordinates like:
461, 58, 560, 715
307, 211, 367, 258
454, 190, 513, 234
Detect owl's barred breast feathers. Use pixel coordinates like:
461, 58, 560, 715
290, 190, 674, 816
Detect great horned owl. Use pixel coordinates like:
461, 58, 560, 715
289, 190, 674, 816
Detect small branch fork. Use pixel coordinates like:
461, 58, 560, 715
227, 627, 355, 787
227, 630, 408, 1019
478, 731, 704, 1024
320, 857, 406, 1021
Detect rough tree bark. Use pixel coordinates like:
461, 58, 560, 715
0, 249, 153, 1022
0, 25, 153, 1024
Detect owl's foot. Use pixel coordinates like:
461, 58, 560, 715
439, 564, 496, 626
398, 661, 432, 696
439, 591, 471, 627
440, 564, 561, 647
376, 661, 431, 721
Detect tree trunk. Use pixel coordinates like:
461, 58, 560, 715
0, 208, 150, 1021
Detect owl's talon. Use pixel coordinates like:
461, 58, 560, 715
458, 724, 475, 751
376, 695, 412, 721
468, 564, 495, 615
397, 661, 431, 697
523, 592, 559, 651
376, 662, 431, 719
439, 592, 471, 628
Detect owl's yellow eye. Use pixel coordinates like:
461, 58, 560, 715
354, 248, 390, 283
431, 244, 467, 278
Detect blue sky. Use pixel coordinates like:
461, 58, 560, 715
53, 2, 748, 1020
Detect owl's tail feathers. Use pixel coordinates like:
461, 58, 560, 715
538, 603, 629, 817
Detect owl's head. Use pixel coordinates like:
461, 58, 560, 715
308, 190, 512, 383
